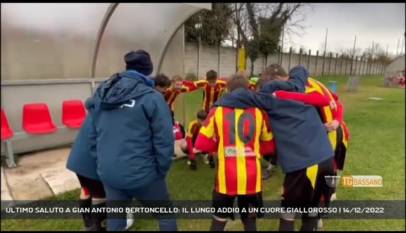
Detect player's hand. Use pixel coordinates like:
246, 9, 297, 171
193, 148, 201, 154
329, 100, 337, 110
324, 120, 340, 132
272, 92, 277, 97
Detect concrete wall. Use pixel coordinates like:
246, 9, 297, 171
184, 43, 386, 78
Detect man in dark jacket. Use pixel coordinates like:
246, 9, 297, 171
214, 65, 334, 231
87, 50, 176, 231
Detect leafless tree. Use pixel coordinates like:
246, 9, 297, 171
232, 3, 307, 75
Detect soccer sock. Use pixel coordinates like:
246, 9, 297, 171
210, 219, 227, 231
279, 218, 295, 231
79, 198, 92, 229
91, 200, 107, 231
242, 217, 257, 231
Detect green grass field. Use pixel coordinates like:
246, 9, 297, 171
2, 75, 405, 231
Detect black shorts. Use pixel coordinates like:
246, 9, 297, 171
212, 191, 263, 220
181, 146, 189, 155
334, 126, 347, 171
281, 158, 334, 213
263, 154, 277, 165
77, 175, 106, 198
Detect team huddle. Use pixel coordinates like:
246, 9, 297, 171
67, 50, 350, 231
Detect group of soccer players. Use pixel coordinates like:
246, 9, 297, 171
153, 64, 350, 231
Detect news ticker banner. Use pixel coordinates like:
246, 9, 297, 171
1, 200, 404, 219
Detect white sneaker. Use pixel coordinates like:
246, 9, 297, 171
126, 212, 134, 230
330, 193, 337, 202
203, 154, 209, 164
317, 219, 323, 231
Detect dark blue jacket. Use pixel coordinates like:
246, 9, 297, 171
261, 65, 309, 94
66, 114, 99, 181
88, 70, 174, 190
214, 88, 333, 173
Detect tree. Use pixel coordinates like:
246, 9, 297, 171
362, 43, 393, 65
184, 3, 234, 46
232, 3, 305, 75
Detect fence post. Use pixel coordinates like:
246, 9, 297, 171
368, 58, 372, 75
372, 62, 375, 75
328, 52, 332, 75
315, 50, 319, 76
350, 55, 354, 75
364, 57, 368, 76
361, 57, 364, 75
280, 46, 283, 66
321, 51, 326, 76
288, 47, 292, 70
307, 49, 311, 70
334, 53, 338, 75
298, 48, 302, 65
344, 56, 348, 76
366, 58, 369, 75
340, 54, 344, 75
358, 57, 362, 75
196, 40, 200, 78
217, 43, 221, 76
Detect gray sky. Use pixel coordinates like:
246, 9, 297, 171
284, 3, 405, 57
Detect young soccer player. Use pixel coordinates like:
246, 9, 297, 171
195, 74, 275, 231
191, 70, 228, 112
171, 111, 187, 159
153, 73, 172, 95
67, 116, 107, 231
179, 110, 215, 170
164, 75, 197, 112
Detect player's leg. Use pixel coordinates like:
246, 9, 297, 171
132, 178, 178, 231
238, 192, 263, 231
77, 175, 108, 231
280, 167, 315, 231
210, 191, 235, 231
332, 125, 347, 200
312, 158, 335, 231
180, 140, 198, 170
77, 175, 93, 230
103, 183, 133, 231
88, 178, 108, 231
208, 153, 216, 169
261, 156, 272, 180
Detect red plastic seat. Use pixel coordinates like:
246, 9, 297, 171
23, 103, 57, 134
1, 109, 14, 141
62, 100, 86, 128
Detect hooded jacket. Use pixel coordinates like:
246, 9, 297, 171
214, 67, 333, 173
87, 70, 174, 190
66, 114, 99, 180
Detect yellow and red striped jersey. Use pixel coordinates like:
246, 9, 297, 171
193, 79, 227, 112
186, 120, 202, 144
185, 120, 202, 157
305, 78, 349, 150
164, 81, 197, 111
195, 107, 275, 195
